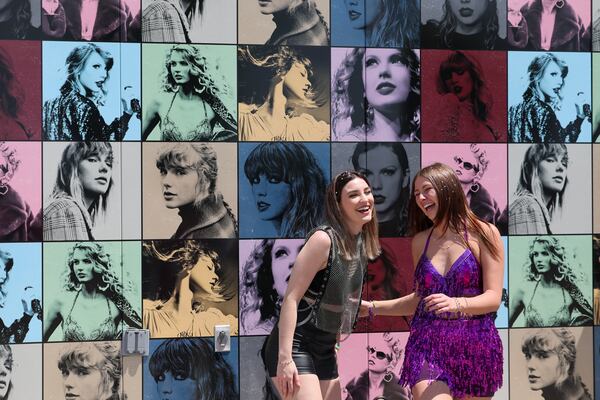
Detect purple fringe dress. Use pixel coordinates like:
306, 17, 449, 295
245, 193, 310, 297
399, 230, 503, 398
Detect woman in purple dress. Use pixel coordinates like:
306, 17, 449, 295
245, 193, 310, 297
361, 162, 504, 399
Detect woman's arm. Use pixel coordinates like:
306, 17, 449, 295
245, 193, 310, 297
362, 232, 424, 317
43, 298, 63, 342
142, 99, 162, 140
276, 230, 331, 397
508, 286, 525, 327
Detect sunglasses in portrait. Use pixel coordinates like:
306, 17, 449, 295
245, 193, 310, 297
453, 156, 479, 173
367, 346, 392, 362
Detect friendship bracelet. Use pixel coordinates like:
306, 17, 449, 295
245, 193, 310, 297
454, 297, 462, 317
279, 359, 294, 368
369, 300, 377, 320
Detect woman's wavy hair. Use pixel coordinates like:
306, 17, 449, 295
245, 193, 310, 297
351, 142, 410, 235
525, 236, 583, 285
61, 44, 114, 106
524, 52, 568, 110
58, 342, 122, 400
51, 141, 114, 224
142, 240, 233, 304
332, 48, 420, 139
238, 45, 326, 111
366, 0, 420, 47
5, 0, 31, 39
244, 142, 327, 238
408, 163, 501, 259
0, 345, 13, 400
0, 48, 21, 120
515, 144, 568, 219
437, 51, 492, 122
434, 0, 500, 49
63, 242, 131, 296
162, 45, 230, 99
522, 328, 591, 396
326, 171, 380, 261
155, 143, 236, 229
149, 338, 237, 400
0, 249, 13, 308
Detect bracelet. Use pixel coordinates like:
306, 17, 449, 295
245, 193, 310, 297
463, 297, 470, 317
369, 300, 377, 320
454, 297, 462, 317
279, 359, 294, 368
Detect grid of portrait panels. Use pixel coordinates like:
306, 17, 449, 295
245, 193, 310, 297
0, 0, 600, 399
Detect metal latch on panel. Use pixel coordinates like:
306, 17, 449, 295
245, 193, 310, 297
122, 328, 150, 356
214, 324, 230, 352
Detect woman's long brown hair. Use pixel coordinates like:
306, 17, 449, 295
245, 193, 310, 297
408, 163, 501, 260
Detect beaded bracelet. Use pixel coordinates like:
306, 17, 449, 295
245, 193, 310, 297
454, 297, 462, 317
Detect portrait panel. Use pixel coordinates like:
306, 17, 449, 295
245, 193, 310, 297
43, 241, 142, 342
508, 235, 593, 328
422, 143, 508, 235
0, 243, 42, 343
331, 142, 420, 237
239, 336, 269, 399
594, 145, 600, 232
3, 343, 42, 400
508, 51, 592, 143
421, 50, 508, 143
142, 239, 238, 339
142, 142, 237, 240
421, 0, 507, 50
0, 41, 41, 140
239, 142, 330, 239
594, 235, 600, 324
508, 143, 592, 235
239, 239, 303, 336
238, 45, 330, 142
141, 43, 237, 142
143, 337, 239, 399
509, 327, 594, 400
43, 141, 141, 240
0, 0, 40, 40
594, 0, 600, 51
0, 141, 42, 242
330, 0, 366, 47
238, 0, 329, 46
507, 0, 591, 52
42, 41, 141, 141
43, 341, 126, 400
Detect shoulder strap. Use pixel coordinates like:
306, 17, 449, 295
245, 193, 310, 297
422, 228, 434, 255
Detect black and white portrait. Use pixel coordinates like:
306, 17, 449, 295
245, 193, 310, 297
331, 47, 420, 142
239, 0, 329, 46
239, 142, 330, 238
0, 244, 41, 344
142, 44, 237, 141
509, 235, 593, 328
142, 239, 238, 338
0, 343, 42, 400
508, 51, 592, 143
44, 341, 128, 400
142, 142, 237, 240
510, 327, 593, 400
42, 0, 140, 41
238, 45, 330, 142
42, 41, 141, 141
239, 239, 303, 335
0, 0, 40, 40
239, 336, 270, 400
331, 142, 420, 237
508, 143, 592, 235
43, 141, 141, 241
421, 0, 507, 50
43, 241, 142, 342
144, 337, 239, 400
142, 0, 236, 44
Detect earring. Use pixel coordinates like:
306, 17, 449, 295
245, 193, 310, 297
470, 182, 480, 193
74, 282, 82, 291
366, 102, 374, 129
97, 282, 109, 291
555, 0, 564, 8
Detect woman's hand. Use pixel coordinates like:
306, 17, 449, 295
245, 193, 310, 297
574, 92, 590, 120
20, 287, 36, 316
42, 0, 59, 15
424, 293, 462, 315
275, 358, 300, 399
121, 86, 138, 115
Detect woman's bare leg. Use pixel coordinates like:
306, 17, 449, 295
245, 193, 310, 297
412, 380, 453, 400
320, 378, 342, 400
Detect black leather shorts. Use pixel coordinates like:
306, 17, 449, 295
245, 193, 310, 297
263, 323, 338, 380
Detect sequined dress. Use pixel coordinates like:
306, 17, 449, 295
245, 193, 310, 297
399, 229, 503, 398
